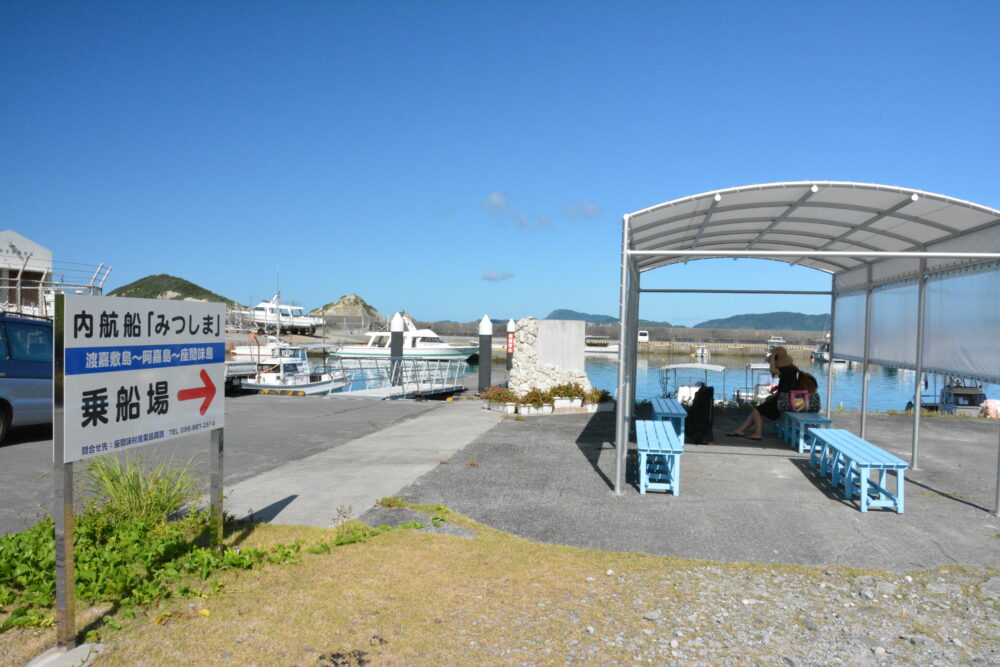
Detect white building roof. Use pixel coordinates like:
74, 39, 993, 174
0, 230, 53, 271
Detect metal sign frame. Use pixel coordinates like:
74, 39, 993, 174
52, 294, 226, 650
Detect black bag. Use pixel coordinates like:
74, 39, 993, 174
684, 385, 715, 444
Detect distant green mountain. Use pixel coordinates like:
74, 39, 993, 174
694, 311, 830, 330
108, 274, 234, 304
547, 309, 618, 323
546, 309, 674, 328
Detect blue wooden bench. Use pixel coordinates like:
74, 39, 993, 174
780, 412, 833, 453
651, 397, 687, 443
636, 419, 684, 495
806, 429, 908, 513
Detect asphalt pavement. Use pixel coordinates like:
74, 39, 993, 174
5, 390, 999, 573
392, 409, 1000, 572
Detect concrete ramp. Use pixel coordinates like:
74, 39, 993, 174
224, 400, 501, 526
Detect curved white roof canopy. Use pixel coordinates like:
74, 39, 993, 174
626, 181, 1000, 287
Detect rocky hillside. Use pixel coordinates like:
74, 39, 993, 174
108, 274, 233, 304
310, 294, 382, 319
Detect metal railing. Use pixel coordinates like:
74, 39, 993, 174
2, 266, 111, 318
329, 356, 471, 398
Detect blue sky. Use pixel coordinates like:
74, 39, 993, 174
3, 1, 998, 326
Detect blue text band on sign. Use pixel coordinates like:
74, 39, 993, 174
65, 343, 226, 375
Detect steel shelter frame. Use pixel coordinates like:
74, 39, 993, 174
613, 182, 1000, 516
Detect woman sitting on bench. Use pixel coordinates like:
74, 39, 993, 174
727, 346, 798, 441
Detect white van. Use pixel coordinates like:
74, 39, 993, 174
637, 330, 650, 344
0, 314, 53, 441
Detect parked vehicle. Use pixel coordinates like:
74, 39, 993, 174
0, 313, 53, 441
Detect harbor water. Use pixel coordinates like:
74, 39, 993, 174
584, 353, 1000, 412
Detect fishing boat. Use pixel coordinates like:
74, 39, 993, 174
810, 333, 847, 364
660, 362, 728, 405
732, 362, 775, 404
584, 335, 620, 354
330, 315, 477, 361
939, 378, 987, 416
764, 335, 786, 358
693, 345, 710, 361
251, 295, 324, 335
229, 334, 291, 360
240, 345, 349, 395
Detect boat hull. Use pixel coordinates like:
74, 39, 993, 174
241, 375, 348, 395
330, 347, 477, 361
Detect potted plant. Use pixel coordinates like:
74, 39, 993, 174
480, 385, 517, 415
584, 388, 614, 413
517, 387, 553, 416
551, 382, 585, 410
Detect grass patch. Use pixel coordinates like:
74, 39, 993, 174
3, 509, 998, 665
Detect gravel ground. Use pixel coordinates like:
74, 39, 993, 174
452, 564, 1000, 666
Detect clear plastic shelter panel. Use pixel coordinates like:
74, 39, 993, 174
923, 269, 1000, 383
832, 293, 866, 360
869, 283, 918, 368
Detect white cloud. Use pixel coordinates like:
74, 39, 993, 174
482, 270, 514, 282
511, 213, 533, 230
482, 192, 509, 214
564, 200, 601, 219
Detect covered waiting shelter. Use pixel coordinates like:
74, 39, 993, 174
613, 181, 1000, 513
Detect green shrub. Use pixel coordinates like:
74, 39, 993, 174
584, 388, 612, 404
551, 383, 585, 399
480, 385, 516, 403
519, 387, 552, 407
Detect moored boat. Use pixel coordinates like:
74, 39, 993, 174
251, 295, 324, 335
240, 345, 348, 395
584, 336, 619, 354
939, 378, 987, 416
330, 315, 477, 361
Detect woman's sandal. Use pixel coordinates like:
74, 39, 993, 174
725, 431, 744, 437
746, 435, 763, 441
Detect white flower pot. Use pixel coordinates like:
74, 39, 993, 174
487, 401, 517, 415
518, 404, 553, 416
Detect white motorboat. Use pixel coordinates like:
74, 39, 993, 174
810, 333, 847, 364
939, 378, 987, 416
693, 345, 710, 360
240, 345, 348, 395
584, 336, 619, 354
251, 295, 324, 335
732, 362, 775, 404
330, 315, 477, 361
660, 362, 728, 405
229, 334, 291, 360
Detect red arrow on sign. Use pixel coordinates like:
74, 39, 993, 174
178, 368, 217, 416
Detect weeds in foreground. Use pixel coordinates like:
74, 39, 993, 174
0, 472, 445, 639
78, 453, 198, 526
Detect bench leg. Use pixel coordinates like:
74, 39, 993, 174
896, 469, 905, 514
858, 466, 870, 512
671, 454, 680, 496
819, 443, 832, 478
639, 452, 647, 494
808, 433, 822, 468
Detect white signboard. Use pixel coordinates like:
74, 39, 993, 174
60, 295, 225, 463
